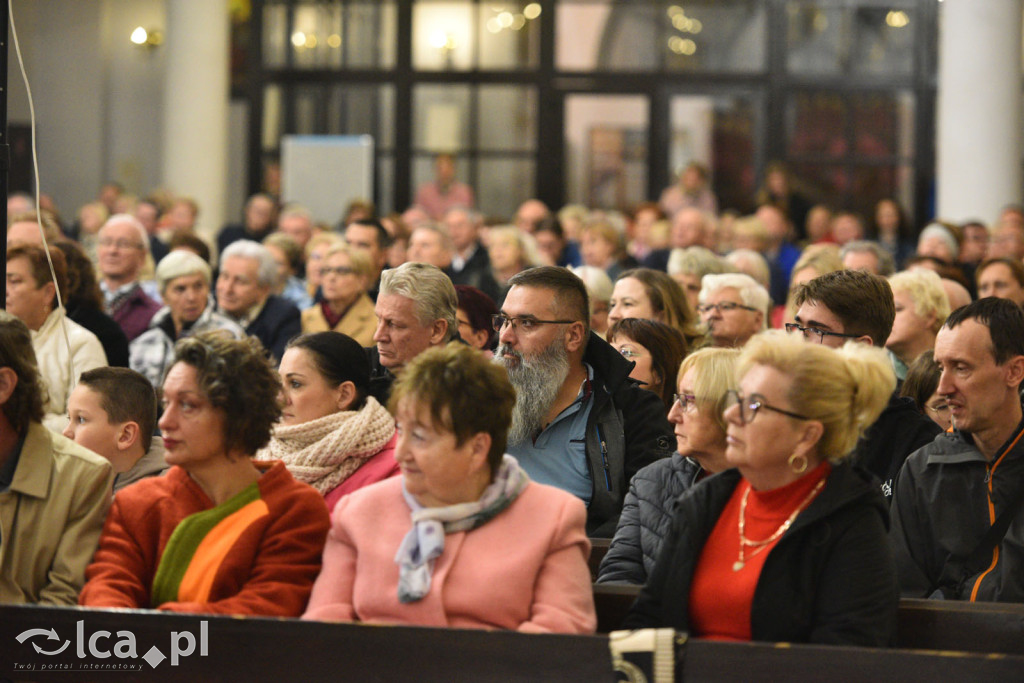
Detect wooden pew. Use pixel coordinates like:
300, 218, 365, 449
593, 583, 1024, 657
588, 537, 611, 580
2, 604, 1023, 682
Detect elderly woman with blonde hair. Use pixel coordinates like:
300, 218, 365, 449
598, 347, 740, 585
885, 269, 951, 379
301, 243, 378, 346
303, 343, 596, 633
626, 330, 898, 646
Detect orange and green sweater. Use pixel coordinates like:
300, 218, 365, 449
79, 461, 329, 616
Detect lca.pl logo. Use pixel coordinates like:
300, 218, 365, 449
13, 620, 208, 671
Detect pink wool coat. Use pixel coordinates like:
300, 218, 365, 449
303, 476, 596, 634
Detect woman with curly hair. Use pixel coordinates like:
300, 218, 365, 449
80, 331, 330, 616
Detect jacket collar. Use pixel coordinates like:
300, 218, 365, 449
7, 423, 53, 500
582, 332, 636, 391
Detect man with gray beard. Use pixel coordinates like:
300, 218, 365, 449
494, 266, 674, 536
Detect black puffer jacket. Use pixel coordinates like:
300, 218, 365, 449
596, 454, 702, 585
580, 334, 675, 537
625, 462, 898, 646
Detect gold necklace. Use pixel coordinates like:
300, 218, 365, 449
733, 477, 826, 572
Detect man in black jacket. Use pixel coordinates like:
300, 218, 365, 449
216, 240, 301, 365
494, 266, 674, 537
791, 269, 941, 498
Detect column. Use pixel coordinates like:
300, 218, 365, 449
936, 0, 1023, 224
161, 0, 230, 241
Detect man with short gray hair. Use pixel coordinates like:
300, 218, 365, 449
216, 240, 301, 363
841, 240, 897, 276
369, 262, 458, 404
97, 214, 162, 342
697, 273, 769, 348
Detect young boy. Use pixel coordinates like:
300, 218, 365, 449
63, 367, 166, 492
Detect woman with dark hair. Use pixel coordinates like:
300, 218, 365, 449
303, 344, 595, 633
80, 331, 330, 616
606, 318, 687, 410
259, 332, 398, 512
455, 285, 498, 353
873, 198, 915, 267
54, 240, 130, 367
899, 350, 950, 432
6, 243, 107, 431
608, 267, 702, 350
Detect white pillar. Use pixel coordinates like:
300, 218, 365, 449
161, 0, 230, 241
937, 0, 1023, 224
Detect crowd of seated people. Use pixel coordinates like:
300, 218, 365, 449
5, 164, 1024, 656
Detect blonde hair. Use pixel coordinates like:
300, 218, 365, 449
737, 330, 894, 460
679, 347, 740, 431
324, 242, 373, 280
305, 232, 343, 259
888, 268, 951, 334
487, 225, 542, 267
792, 244, 844, 279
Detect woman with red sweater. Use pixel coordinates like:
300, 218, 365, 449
79, 332, 330, 616
625, 330, 899, 646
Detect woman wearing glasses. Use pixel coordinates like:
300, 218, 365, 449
605, 318, 687, 410
300, 244, 378, 346
625, 330, 899, 646
597, 347, 739, 585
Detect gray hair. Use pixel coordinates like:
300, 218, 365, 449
569, 265, 613, 312
379, 262, 457, 343
724, 249, 771, 289
412, 222, 454, 254
699, 272, 771, 329
157, 250, 212, 294
841, 240, 896, 277
278, 203, 313, 224
219, 240, 278, 288
667, 246, 732, 278
101, 214, 150, 256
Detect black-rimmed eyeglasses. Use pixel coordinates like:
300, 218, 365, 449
491, 314, 575, 334
784, 322, 860, 344
724, 390, 809, 424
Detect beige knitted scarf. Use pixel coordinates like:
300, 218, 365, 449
256, 396, 395, 495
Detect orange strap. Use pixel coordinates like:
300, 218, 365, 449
968, 427, 1024, 601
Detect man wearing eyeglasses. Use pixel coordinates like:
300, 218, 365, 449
493, 266, 674, 537
697, 273, 769, 348
790, 269, 941, 499
97, 214, 162, 342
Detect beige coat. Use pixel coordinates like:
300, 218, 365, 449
301, 294, 378, 347
0, 422, 112, 605
32, 308, 108, 432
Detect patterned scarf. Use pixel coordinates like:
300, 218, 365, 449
394, 454, 529, 603
255, 396, 395, 495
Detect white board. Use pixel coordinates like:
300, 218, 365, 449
281, 135, 374, 226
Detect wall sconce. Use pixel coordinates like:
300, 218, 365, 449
130, 26, 163, 49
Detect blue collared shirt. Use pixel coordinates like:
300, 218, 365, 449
508, 363, 595, 505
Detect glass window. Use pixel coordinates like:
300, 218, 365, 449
850, 6, 914, 76
478, 3, 542, 69
564, 94, 649, 209
786, 92, 849, 157
786, 2, 845, 75
347, 2, 398, 68
477, 158, 535, 220
291, 3, 345, 69
556, 1, 766, 73
413, 2, 475, 70
413, 84, 472, 152
262, 3, 289, 68
668, 93, 759, 214
476, 85, 537, 152
262, 85, 284, 151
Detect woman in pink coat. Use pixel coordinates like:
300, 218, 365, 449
303, 344, 596, 634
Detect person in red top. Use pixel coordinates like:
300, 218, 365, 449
626, 330, 899, 646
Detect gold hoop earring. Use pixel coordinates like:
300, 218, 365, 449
788, 453, 808, 474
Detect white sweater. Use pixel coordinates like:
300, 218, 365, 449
31, 308, 108, 433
